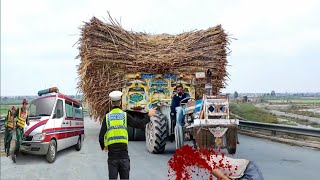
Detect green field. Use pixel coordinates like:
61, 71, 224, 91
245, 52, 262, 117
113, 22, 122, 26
1, 100, 25, 105
267, 99, 320, 105
0, 104, 22, 117
230, 103, 279, 124
278, 116, 320, 128
262, 96, 320, 105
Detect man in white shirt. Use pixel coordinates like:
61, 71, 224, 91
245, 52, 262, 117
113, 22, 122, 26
207, 154, 264, 180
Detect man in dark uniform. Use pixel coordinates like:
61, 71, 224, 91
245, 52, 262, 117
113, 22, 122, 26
170, 84, 190, 126
4, 106, 16, 157
99, 90, 156, 180
13, 98, 30, 163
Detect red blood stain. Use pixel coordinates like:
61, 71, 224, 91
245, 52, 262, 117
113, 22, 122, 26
167, 145, 236, 180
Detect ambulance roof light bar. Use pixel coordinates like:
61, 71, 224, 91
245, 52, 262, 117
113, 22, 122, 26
38, 87, 59, 96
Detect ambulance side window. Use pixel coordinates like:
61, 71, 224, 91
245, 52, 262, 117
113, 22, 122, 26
65, 101, 74, 118
74, 104, 83, 119
53, 99, 64, 119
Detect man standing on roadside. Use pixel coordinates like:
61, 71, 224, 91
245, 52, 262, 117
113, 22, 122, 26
12, 98, 30, 163
99, 90, 156, 180
4, 106, 16, 157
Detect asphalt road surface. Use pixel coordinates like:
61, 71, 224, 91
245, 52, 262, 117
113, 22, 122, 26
1, 116, 319, 180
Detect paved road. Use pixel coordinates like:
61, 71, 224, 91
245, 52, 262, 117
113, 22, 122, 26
1, 117, 319, 180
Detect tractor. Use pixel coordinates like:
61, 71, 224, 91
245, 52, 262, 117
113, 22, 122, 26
121, 71, 239, 154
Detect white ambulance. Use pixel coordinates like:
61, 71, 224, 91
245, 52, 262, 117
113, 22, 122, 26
20, 87, 85, 163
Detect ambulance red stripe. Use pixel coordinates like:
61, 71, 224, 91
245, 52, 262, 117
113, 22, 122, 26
42, 126, 84, 133
42, 130, 84, 142
24, 120, 49, 136
65, 117, 84, 121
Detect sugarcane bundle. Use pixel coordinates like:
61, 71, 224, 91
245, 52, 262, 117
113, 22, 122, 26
76, 14, 231, 121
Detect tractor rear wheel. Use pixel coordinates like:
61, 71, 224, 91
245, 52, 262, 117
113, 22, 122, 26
127, 112, 146, 141
128, 126, 134, 141
145, 111, 167, 154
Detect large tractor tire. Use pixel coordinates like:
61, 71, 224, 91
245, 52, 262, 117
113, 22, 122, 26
145, 111, 167, 154
175, 124, 184, 150
127, 112, 146, 141
226, 126, 238, 155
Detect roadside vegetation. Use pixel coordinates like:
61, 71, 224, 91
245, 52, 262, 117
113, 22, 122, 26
262, 97, 320, 106
278, 116, 320, 128
230, 97, 320, 128
0, 104, 23, 117
280, 105, 320, 119
230, 102, 278, 124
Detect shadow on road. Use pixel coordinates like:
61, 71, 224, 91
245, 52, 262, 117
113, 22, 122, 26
12, 145, 80, 165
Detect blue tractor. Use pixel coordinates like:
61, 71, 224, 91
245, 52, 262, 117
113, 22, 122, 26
173, 71, 239, 154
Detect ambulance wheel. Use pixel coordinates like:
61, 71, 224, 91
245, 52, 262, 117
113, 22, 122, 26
75, 136, 82, 151
46, 139, 57, 163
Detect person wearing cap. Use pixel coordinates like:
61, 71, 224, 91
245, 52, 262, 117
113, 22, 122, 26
12, 98, 30, 163
4, 106, 16, 157
99, 90, 156, 180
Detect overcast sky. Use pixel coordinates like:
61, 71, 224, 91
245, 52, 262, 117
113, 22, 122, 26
1, 0, 320, 96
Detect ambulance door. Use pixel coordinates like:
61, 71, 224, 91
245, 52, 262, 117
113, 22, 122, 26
64, 100, 75, 143
52, 99, 64, 149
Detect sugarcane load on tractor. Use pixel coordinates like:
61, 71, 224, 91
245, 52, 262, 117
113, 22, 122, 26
77, 14, 239, 154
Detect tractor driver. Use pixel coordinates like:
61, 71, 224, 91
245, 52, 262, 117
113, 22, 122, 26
170, 84, 190, 126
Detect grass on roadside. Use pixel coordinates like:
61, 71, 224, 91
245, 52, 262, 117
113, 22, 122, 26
285, 105, 320, 118
0, 104, 22, 117
230, 103, 279, 124
278, 116, 320, 128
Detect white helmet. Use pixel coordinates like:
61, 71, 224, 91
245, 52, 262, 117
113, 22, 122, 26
109, 91, 123, 102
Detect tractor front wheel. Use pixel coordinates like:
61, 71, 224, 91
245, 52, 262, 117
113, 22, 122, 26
145, 111, 167, 154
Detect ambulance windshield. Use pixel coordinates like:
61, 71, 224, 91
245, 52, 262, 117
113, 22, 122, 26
29, 96, 56, 117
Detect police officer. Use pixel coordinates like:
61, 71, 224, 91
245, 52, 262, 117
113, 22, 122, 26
99, 91, 156, 180
12, 98, 30, 163
4, 106, 16, 157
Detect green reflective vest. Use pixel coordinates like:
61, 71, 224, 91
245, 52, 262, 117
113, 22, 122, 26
17, 108, 28, 129
5, 110, 14, 129
104, 108, 128, 147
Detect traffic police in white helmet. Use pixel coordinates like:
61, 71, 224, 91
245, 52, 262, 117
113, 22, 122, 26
99, 90, 156, 180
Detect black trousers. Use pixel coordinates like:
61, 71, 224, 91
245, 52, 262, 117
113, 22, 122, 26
108, 158, 130, 180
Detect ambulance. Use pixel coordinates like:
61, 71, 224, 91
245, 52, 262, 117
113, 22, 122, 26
20, 87, 85, 163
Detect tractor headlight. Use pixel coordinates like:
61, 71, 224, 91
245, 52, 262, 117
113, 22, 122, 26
220, 106, 227, 113
32, 133, 46, 141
